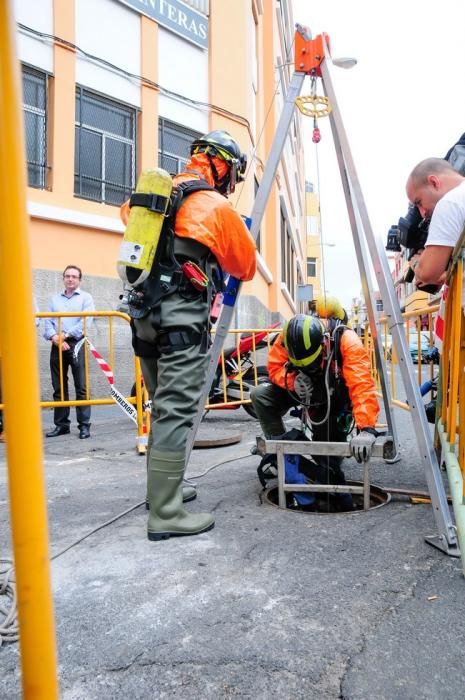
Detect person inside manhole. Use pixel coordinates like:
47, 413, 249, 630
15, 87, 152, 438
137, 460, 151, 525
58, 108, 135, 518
250, 297, 379, 512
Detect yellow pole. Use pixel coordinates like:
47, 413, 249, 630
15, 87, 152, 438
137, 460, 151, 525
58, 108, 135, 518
448, 261, 462, 446
0, 2, 59, 698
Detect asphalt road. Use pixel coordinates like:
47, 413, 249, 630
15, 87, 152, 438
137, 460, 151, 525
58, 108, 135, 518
0, 387, 463, 699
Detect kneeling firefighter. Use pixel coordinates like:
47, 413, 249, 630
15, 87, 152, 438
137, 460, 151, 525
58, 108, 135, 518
119, 131, 256, 540
250, 299, 379, 509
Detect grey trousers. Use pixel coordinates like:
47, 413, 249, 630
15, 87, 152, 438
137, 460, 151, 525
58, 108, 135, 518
134, 290, 210, 457
250, 382, 297, 438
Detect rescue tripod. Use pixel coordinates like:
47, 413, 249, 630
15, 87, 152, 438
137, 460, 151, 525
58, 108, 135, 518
186, 26, 459, 557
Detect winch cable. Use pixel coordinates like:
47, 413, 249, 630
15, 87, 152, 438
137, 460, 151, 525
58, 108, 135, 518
0, 451, 254, 645
304, 133, 334, 508
52, 452, 254, 559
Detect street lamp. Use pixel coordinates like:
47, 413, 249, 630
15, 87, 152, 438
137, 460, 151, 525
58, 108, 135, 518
333, 57, 357, 70
309, 241, 336, 250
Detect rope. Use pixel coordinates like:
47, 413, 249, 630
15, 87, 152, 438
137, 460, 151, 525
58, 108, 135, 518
0, 559, 18, 646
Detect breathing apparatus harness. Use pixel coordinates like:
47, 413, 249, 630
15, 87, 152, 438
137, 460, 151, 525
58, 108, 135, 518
124, 178, 220, 317
125, 178, 225, 357
285, 318, 353, 434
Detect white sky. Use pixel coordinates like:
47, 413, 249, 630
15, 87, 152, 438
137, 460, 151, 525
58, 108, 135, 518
292, 0, 465, 309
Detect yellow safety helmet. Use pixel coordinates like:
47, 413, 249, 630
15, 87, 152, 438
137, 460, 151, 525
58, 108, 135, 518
314, 296, 346, 321
283, 314, 325, 368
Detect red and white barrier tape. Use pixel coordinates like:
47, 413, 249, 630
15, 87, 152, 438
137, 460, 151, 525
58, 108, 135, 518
434, 285, 448, 353
74, 337, 138, 424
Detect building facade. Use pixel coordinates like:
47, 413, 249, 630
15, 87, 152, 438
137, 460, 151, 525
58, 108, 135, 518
305, 181, 323, 301
15, 0, 308, 395
16, 0, 307, 326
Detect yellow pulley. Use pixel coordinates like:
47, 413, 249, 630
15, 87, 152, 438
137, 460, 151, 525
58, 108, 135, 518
295, 95, 332, 119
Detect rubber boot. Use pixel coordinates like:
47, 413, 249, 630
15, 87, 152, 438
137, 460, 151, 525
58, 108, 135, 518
145, 431, 196, 508
145, 482, 197, 510
147, 451, 214, 541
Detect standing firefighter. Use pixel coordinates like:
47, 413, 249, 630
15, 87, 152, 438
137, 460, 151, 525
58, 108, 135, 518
250, 299, 379, 506
120, 131, 256, 541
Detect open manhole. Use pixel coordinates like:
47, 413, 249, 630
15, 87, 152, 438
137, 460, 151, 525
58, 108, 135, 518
264, 480, 391, 514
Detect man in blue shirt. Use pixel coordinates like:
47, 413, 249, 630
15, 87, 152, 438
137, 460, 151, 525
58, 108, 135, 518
44, 265, 95, 438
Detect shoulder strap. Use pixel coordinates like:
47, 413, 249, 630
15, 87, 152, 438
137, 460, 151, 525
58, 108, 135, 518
158, 178, 215, 257
128, 178, 215, 218
332, 324, 345, 367
170, 178, 216, 218
325, 318, 345, 369
128, 192, 169, 213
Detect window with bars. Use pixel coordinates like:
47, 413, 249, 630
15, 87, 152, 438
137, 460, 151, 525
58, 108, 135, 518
22, 66, 48, 189
307, 256, 317, 278
158, 118, 201, 175
74, 88, 136, 206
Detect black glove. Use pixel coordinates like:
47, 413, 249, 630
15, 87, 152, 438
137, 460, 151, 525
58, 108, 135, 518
350, 427, 377, 463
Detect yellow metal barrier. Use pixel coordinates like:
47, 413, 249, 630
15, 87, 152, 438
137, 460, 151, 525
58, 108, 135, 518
0, 1, 59, 696
1, 318, 279, 445
365, 304, 440, 412
33, 310, 147, 453
204, 327, 279, 412
435, 253, 465, 572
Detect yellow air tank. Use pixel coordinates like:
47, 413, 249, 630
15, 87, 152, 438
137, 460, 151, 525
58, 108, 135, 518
117, 168, 173, 286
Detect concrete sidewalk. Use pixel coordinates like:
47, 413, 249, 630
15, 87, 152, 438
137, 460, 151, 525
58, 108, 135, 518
0, 405, 463, 699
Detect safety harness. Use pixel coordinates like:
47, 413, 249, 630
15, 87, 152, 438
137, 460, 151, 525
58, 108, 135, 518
284, 318, 353, 433
127, 178, 223, 357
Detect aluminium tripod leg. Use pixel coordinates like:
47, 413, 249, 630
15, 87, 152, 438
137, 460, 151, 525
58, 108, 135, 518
320, 52, 458, 555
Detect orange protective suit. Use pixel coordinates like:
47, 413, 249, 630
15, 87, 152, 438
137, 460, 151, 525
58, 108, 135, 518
120, 153, 256, 281
268, 325, 379, 429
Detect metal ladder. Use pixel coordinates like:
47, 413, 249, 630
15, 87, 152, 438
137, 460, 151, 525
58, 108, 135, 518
186, 25, 458, 557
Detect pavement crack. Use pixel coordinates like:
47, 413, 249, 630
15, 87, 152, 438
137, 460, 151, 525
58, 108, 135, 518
337, 556, 441, 696
243, 543, 259, 559
211, 499, 225, 512
106, 651, 143, 673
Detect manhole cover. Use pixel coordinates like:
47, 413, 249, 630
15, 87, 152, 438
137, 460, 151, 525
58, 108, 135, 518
193, 433, 242, 449
264, 480, 391, 514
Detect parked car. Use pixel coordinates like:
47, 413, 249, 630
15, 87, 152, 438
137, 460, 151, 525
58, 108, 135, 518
409, 333, 431, 364
385, 333, 433, 364
423, 345, 440, 364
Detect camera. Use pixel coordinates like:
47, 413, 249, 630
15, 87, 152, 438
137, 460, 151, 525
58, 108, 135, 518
386, 202, 430, 253
397, 205, 430, 250
385, 206, 433, 288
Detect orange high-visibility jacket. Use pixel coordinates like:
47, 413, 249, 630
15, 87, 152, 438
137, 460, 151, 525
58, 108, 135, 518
268, 326, 379, 429
120, 154, 256, 281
